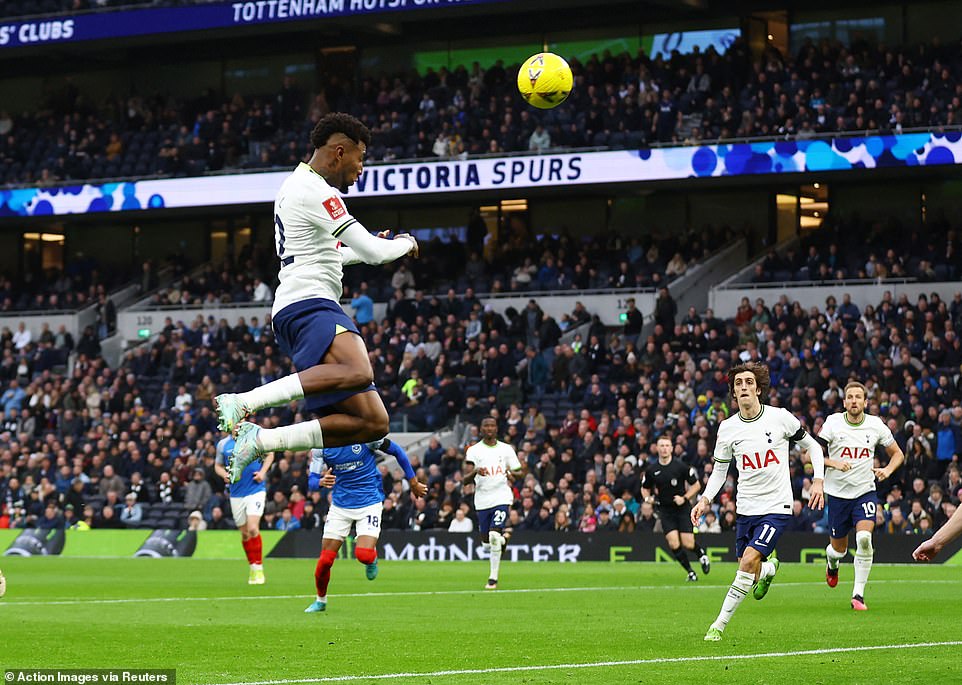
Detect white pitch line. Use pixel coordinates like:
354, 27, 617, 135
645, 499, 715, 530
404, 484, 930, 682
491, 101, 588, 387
0, 579, 957, 607
207, 640, 962, 685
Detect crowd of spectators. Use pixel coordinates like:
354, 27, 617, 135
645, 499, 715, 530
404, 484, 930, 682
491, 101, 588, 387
0, 250, 131, 312
751, 213, 960, 284
5, 33, 962, 186
145, 228, 731, 311
1, 248, 960, 537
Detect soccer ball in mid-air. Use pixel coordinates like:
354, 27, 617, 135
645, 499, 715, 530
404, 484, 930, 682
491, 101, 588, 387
0, 568, 6, 598
517, 52, 573, 109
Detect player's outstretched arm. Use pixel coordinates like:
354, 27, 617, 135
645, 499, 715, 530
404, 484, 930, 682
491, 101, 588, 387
377, 438, 427, 498
340, 230, 401, 265
338, 222, 418, 265
913, 503, 962, 562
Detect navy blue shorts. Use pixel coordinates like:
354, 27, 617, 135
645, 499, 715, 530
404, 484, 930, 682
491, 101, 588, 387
477, 505, 509, 535
735, 513, 792, 560
827, 492, 878, 539
272, 298, 374, 414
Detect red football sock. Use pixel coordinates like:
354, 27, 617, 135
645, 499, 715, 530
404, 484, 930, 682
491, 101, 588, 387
242, 537, 257, 565
355, 547, 377, 565
315, 549, 337, 598
250, 535, 263, 565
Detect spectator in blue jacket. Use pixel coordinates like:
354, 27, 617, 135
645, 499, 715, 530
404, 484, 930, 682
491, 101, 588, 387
120, 493, 143, 527
350, 284, 375, 325
275, 508, 301, 531
935, 411, 960, 479
1, 379, 25, 414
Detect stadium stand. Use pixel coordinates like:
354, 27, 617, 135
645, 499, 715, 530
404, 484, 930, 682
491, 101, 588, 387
0, 257, 136, 313
4, 35, 962, 187
1, 3, 961, 545
139, 228, 734, 308
2, 270, 960, 534
748, 215, 960, 283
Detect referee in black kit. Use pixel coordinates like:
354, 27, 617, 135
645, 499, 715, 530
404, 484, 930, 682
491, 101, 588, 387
641, 434, 711, 581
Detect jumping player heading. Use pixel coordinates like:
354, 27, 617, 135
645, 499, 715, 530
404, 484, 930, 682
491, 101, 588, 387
215, 113, 419, 481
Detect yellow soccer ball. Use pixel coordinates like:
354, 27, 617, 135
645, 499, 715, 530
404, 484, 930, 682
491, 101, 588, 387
517, 52, 573, 109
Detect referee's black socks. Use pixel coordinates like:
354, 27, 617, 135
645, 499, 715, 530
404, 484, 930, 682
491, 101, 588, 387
673, 547, 694, 573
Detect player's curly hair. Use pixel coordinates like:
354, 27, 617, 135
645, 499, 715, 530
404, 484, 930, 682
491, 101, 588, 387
728, 361, 770, 401
310, 113, 372, 149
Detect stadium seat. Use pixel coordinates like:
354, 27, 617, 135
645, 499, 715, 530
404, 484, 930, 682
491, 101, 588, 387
155, 517, 179, 530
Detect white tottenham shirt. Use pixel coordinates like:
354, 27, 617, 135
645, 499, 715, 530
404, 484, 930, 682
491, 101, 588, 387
465, 440, 522, 511
712, 405, 802, 517
819, 412, 894, 499
271, 162, 409, 316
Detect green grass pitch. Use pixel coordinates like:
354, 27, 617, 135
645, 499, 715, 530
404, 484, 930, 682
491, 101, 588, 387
1, 557, 960, 684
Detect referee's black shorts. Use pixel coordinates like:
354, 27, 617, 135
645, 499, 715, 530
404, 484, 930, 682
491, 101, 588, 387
657, 503, 693, 534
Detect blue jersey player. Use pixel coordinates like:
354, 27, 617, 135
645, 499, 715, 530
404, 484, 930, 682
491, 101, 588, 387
304, 437, 426, 613
213, 436, 274, 585
690, 362, 825, 641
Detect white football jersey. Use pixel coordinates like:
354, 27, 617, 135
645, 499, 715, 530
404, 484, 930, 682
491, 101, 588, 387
819, 412, 894, 499
272, 163, 358, 315
465, 440, 522, 510
712, 405, 802, 516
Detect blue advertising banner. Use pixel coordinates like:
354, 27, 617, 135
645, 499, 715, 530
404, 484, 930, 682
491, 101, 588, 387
1, 132, 958, 217
0, 0, 511, 49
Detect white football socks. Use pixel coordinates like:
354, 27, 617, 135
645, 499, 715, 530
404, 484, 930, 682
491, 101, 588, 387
759, 560, 776, 580
238, 373, 304, 412
826, 544, 847, 570
256, 420, 324, 452
489, 531, 505, 581
853, 530, 873, 597
712, 570, 754, 631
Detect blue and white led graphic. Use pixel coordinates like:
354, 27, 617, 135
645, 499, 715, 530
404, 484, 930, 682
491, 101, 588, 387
1, 132, 957, 218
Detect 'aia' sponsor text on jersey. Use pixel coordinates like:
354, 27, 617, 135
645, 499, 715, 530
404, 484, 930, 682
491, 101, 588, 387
741, 450, 780, 470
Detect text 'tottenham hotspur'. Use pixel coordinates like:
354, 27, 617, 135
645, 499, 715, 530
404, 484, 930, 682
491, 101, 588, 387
231, 0, 478, 23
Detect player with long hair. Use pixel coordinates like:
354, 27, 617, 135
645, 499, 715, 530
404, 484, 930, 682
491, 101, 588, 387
691, 362, 826, 641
